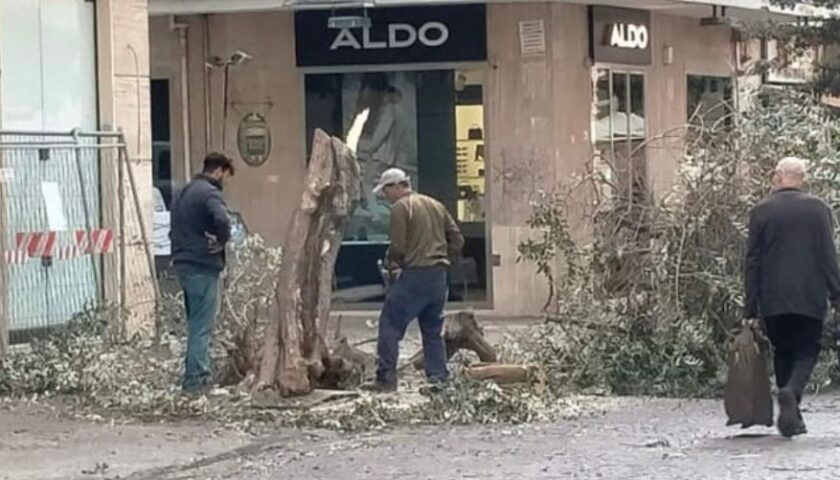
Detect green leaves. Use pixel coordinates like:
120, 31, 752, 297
513, 87, 840, 398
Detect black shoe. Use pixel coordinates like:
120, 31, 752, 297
182, 385, 211, 398
419, 382, 449, 396
790, 408, 808, 436
360, 381, 397, 393
777, 388, 800, 438
792, 419, 808, 436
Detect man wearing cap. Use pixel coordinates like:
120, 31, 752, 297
364, 167, 464, 392
745, 156, 840, 437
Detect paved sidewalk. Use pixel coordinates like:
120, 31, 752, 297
4, 394, 840, 480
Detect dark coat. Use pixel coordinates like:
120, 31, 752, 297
169, 174, 231, 274
744, 187, 840, 321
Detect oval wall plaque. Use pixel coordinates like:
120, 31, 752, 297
237, 112, 272, 167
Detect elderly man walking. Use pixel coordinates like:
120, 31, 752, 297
745, 156, 840, 437
363, 168, 464, 392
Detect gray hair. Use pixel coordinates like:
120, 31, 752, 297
775, 157, 808, 179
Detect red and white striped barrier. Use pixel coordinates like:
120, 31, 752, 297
3, 229, 115, 265
17, 232, 57, 258
55, 245, 80, 261
75, 229, 114, 255
3, 250, 27, 265
2, 232, 57, 265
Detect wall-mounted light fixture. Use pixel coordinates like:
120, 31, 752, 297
206, 50, 253, 149
700, 5, 732, 27
663, 45, 674, 65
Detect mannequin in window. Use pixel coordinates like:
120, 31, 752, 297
354, 77, 412, 240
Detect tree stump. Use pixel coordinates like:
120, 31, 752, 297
410, 310, 498, 371
254, 129, 363, 396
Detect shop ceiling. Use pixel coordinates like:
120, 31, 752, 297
148, 0, 818, 21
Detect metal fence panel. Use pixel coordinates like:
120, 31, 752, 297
1, 132, 105, 342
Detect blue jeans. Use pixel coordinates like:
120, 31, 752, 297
376, 266, 449, 386
177, 271, 220, 392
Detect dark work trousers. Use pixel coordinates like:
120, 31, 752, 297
376, 266, 449, 386
763, 314, 823, 404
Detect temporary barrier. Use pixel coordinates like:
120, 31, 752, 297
0, 129, 158, 348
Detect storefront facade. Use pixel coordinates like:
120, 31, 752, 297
147, 1, 785, 317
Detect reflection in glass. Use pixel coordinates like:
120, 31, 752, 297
687, 75, 733, 129
591, 68, 650, 294
342, 72, 419, 243
593, 69, 647, 200
594, 69, 612, 143
304, 69, 489, 306
629, 74, 645, 139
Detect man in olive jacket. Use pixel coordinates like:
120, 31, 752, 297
364, 168, 464, 392
744, 156, 840, 437
170, 153, 235, 394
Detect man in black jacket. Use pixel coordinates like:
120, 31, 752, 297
745, 156, 840, 437
170, 153, 234, 394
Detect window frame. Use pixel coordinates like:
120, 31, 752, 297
301, 63, 494, 311
592, 66, 649, 204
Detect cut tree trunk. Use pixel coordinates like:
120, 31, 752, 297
254, 129, 363, 396
410, 310, 498, 371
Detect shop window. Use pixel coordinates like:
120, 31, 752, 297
151, 79, 173, 208
304, 69, 488, 307
454, 72, 486, 224
593, 68, 649, 294
686, 75, 734, 130
593, 68, 647, 204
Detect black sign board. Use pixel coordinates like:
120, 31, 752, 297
590, 6, 651, 66
295, 4, 487, 67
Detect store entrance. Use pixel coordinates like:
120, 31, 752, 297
304, 68, 489, 307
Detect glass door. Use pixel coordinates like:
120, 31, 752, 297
304, 68, 489, 307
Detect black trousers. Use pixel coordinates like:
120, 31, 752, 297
763, 314, 823, 403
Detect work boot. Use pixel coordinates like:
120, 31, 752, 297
360, 381, 397, 393
777, 388, 800, 438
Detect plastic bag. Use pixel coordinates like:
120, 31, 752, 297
724, 319, 774, 428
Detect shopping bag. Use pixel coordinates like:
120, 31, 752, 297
724, 319, 774, 428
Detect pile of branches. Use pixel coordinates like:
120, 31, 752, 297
4, 89, 840, 431
516, 88, 840, 397
0, 235, 604, 431
0, 236, 283, 422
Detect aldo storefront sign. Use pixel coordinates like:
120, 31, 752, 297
295, 4, 487, 67
590, 6, 652, 65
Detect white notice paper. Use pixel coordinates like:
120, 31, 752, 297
41, 182, 68, 232
0, 167, 13, 183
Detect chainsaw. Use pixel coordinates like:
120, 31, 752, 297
378, 259, 399, 295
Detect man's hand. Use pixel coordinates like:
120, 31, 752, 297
833, 309, 840, 350
206, 232, 223, 254
387, 261, 402, 281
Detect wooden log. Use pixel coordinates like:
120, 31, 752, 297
411, 310, 498, 371
319, 336, 377, 390
463, 364, 532, 384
